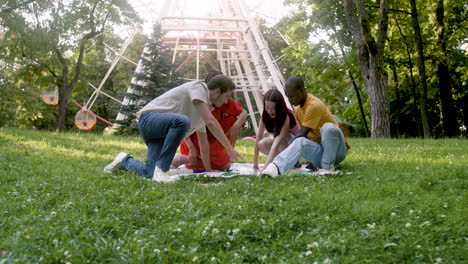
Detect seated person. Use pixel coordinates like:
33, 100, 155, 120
253, 89, 300, 170
261, 76, 350, 176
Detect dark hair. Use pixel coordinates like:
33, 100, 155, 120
205, 70, 223, 83
207, 75, 235, 93
262, 89, 297, 136
285, 75, 305, 92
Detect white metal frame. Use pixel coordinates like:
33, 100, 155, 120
114, 0, 288, 133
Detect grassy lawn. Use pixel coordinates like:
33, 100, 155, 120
0, 128, 466, 263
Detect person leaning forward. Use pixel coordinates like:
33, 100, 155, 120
261, 76, 350, 177
173, 70, 248, 171
104, 75, 243, 183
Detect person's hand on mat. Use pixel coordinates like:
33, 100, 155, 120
188, 152, 198, 167
253, 163, 259, 170
227, 147, 243, 161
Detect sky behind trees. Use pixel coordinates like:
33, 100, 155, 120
129, 0, 292, 35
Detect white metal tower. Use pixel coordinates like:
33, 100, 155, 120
114, 0, 288, 133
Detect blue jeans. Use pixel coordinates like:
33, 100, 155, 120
272, 123, 347, 173
122, 112, 190, 178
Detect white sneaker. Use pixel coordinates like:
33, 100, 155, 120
152, 166, 180, 183
261, 163, 279, 177
103, 152, 128, 174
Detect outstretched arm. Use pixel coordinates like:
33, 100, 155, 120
184, 136, 199, 166
253, 120, 266, 170
196, 130, 212, 171
264, 116, 291, 168
227, 109, 248, 144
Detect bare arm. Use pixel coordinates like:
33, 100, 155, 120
196, 130, 212, 171
253, 119, 266, 169
194, 100, 243, 161
264, 115, 291, 168
184, 135, 199, 166
227, 109, 248, 144
295, 126, 312, 139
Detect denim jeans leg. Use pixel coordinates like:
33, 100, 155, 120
320, 123, 347, 170
154, 115, 190, 171
273, 137, 322, 174
122, 112, 190, 178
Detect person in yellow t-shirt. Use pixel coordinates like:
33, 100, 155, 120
261, 76, 349, 177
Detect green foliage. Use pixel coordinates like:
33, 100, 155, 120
280, 0, 367, 135
259, 19, 293, 77
0, 128, 466, 262
115, 23, 183, 134
0, 79, 17, 127
280, 0, 467, 138
0, 0, 141, 131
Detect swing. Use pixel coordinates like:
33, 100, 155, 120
41, 89, 59, 106
74, 108, 97, 131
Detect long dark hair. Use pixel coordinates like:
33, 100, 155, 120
262, 89, 296, 136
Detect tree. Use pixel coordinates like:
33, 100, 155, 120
381, 0, 466, 137
0, 0, 140, 131
259, 18, 293, 78
277, 0, 368, 136
433, 0, 458, 137
343, 0, 391, 138
115, 23, 182, 134
409, 0, 431, 138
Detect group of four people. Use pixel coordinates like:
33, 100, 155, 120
104, 72, 349, 182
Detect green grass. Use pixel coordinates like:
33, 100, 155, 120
0, 128, 466, 263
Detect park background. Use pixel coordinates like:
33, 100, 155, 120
0, 0, 467, 263
0, 0, 466, 138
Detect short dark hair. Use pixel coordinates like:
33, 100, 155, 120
285, 76, 305, 92
205, 70, 223, 83
207, 75, 235, 93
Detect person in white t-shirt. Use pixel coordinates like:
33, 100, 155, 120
104, 75, 243, 182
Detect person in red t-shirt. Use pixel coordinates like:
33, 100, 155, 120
172, 70, 248, 171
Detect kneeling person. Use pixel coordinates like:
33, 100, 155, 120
104, 75, 243, 182
173, 70, 248, 171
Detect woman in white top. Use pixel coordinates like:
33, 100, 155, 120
253, 89, 300, 171
104, 75, 243, 182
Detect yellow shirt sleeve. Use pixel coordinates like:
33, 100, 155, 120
296, 94, 337, 142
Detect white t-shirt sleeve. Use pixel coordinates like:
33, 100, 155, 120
188, 82, 210, 104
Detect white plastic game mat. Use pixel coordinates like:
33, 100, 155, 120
167, 163, 343, 179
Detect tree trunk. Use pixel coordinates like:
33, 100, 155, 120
53, 41, 87, 131
343, 0, 391, 138
435, 0, 458, 137
396, 20, 421, 137
53, 3, 103, 132
348, 71, 370, 137
391, 65, 400, 137
55, 84, 73, 131
410, 0, 432, 138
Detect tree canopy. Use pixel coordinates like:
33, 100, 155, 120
1, 0, 141, 131
0, 0, 466, 138
275, 0, 467, 137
